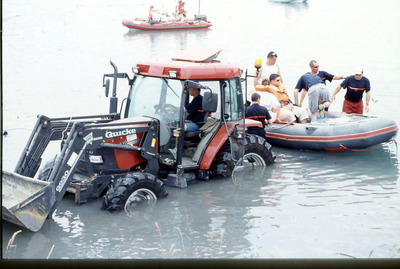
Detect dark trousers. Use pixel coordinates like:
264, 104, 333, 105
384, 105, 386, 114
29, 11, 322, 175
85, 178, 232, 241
246, 128, 266, 137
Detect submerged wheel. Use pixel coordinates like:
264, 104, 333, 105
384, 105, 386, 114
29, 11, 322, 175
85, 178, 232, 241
243, 133, 275, 166
210, 146, 235, 178
102, 172, 168, 212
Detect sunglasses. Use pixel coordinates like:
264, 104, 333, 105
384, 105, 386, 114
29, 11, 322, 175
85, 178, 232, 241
313, 66, 319, 68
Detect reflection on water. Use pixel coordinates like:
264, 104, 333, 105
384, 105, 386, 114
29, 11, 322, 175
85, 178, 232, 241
123, 28, 211, 52
2, 146, 399, 259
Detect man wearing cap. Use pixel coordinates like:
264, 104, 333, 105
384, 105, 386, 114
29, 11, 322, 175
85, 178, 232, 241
331, 68, 371, 114
185, 86, 205, 132
254, 51, 283, 87
293, 73, 331, 121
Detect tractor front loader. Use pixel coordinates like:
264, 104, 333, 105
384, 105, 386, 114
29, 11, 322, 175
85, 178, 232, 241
2, 113, 166, 232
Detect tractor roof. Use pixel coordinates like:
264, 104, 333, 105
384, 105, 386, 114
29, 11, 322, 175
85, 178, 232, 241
134, 48, 241, 80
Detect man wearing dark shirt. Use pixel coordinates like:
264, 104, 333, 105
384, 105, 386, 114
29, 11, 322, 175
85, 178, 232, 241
309, 60, 345, 84
309, 60, 346, 112
185, 86, 205, 132
245, 93, 272, 137
331, 68, 371, 114
294, 73, 331, 121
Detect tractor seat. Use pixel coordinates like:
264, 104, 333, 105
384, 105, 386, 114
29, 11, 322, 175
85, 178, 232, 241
185, 130, 202, 139
183, 126, 204, 148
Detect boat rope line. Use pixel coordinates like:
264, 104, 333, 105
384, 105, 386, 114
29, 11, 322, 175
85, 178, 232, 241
267, 121, 296, 130
339, 139, 397, 152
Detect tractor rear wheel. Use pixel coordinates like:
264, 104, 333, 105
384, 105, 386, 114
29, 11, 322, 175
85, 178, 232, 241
243, 134, 275, 165
102, 172, 168, 212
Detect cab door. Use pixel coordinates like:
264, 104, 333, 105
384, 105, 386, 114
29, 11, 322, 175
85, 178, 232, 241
221, 78, 245, 165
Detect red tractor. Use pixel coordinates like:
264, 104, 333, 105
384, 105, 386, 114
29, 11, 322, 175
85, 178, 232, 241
2, 49, 275, 232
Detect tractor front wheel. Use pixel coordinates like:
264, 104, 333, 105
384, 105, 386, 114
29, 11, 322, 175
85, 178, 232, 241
243, 134, 275, 166
210, 148, 235, 178
102, 172, 168, 212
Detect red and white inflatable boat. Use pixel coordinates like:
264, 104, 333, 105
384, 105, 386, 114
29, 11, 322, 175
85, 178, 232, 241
122, 18, 211, 31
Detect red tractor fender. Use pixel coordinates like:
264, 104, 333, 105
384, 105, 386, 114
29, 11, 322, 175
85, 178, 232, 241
199, 119, 262, 170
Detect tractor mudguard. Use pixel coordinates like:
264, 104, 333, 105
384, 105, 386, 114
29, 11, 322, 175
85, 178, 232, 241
199, 119, 262, 170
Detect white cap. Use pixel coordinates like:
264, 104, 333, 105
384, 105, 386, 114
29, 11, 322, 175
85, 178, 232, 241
354, 67, 364, 75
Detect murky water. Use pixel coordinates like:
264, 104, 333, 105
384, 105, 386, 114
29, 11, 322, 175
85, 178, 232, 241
2, 0, 400, 259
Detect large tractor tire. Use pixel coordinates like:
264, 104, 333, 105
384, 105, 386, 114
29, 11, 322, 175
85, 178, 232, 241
102, 172, 168, 212
210, 147, 235, 178
243, 133, 275, 165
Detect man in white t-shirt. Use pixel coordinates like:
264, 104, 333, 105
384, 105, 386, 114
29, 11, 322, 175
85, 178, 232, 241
254, 51, 283, 86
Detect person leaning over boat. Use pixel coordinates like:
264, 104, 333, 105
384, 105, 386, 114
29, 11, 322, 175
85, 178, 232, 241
245, 93, 273, 137
309, 60, 346, 85
294, 73, 331, 121
309, 60, 346, 111
185, 86, 205, 132
257, 74, 309, 123
254, 51, 283, 87
331, 68, 371, 114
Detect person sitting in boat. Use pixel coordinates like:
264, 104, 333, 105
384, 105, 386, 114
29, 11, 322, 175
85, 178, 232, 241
309, 60, 346, 111
254, 51, 283, 87
255, 79, 295, 124
148, 5, 161, 24
173, 0, 186, 21
256, 74, 309, 123
185, 85, 205, 133
245, 93, 273, 137
331, 67, 371, 115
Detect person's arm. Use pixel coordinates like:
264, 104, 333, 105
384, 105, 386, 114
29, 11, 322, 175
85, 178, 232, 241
365, 91, 371, 112
277, 64, 283, 84
254, 67, 262, 87
331, 85, 342, 102
299, 89, 307, 107
265, 107, 272, 125
333, 75, 346, 80
294, 88, 300, 105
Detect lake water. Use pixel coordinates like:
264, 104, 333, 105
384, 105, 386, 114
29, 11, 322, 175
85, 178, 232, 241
2, 0, 400, 259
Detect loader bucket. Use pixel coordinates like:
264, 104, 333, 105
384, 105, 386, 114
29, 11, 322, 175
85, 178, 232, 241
2, 171, 55, 232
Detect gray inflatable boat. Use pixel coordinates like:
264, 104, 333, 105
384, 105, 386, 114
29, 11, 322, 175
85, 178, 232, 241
265, 112, 398, 151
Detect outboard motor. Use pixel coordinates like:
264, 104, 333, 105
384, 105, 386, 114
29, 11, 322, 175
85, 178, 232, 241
194, 14, 207, 21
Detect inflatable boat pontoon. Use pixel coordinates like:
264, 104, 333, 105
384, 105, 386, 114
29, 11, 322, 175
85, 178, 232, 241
264, 112, 398, 151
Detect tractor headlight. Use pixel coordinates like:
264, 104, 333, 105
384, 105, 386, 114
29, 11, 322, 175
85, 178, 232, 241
89, 155, 104, 164
132, 67, 140, 74
168, 70, 178, 78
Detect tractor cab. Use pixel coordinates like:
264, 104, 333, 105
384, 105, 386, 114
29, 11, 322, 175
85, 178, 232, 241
111, 50, 247, 187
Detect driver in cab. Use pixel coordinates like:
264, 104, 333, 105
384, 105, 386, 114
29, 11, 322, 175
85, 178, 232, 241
185, 85, 205, 132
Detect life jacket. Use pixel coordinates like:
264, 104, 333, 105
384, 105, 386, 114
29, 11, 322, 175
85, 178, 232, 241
255, 84, 290, 106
